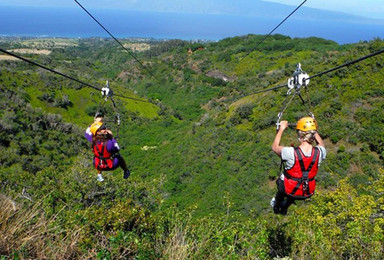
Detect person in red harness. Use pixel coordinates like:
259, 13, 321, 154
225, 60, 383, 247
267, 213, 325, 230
271, 117, 326, 215
85, 116, 130, 182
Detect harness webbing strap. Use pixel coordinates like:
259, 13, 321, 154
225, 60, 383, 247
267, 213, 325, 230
95, 141, 109, 169
284, 174, 315, 182
276, 65, 315, 131
94, 82, 121, 140
95, 99, 107, 118
296, 147, 319, 177
276, 92, 297, 131
289, 147, 319, 196
110, 97, 120, 140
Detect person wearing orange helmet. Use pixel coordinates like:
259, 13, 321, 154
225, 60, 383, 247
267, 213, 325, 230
271, 116, 326, 215
85, 115, 130, 182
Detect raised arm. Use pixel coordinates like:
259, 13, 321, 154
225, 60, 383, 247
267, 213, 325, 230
272, 121, 288, 156
314, 132, 325, 147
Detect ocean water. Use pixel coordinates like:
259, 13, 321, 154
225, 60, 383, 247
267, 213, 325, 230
0, 6, 383, 44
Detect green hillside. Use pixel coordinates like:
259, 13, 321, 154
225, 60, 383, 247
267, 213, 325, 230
0, 35, 383, 259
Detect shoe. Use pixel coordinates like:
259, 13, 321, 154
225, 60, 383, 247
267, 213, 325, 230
270, 197, 275, 207
97, 173, 104, 182
123, 170, 130, 179
280, 207, 288, 215
271, 197, 281, 214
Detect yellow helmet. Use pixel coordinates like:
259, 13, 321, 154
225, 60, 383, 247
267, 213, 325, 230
90, 121, 103, 135
296, 117, 317, 131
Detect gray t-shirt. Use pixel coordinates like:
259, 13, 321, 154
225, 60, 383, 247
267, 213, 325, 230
279, 146, 326, 180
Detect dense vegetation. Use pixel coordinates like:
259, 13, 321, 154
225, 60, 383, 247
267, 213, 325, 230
0, 34, 383, 259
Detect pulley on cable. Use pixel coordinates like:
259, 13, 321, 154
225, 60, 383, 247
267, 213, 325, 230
276, 63, 314, 131
95, 80, 121, 138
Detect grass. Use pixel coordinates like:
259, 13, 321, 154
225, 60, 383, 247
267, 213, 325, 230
20, 38, 79, 49
0, 194, 82, 259
24, 83, 159, 128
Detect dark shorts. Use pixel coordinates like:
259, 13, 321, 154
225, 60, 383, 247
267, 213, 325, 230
276, 178, 285, 194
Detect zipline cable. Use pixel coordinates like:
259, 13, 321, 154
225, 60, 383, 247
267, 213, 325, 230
252, 47, 384, 95
74, 0, 158, 80
0, 48, 150, 103
251, 83, 287, 95
0, 48, 100, 92
307, 48, 384, 80
240, 0, 308, 62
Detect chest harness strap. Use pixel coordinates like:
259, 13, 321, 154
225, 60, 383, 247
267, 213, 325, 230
95, 142, 111, 169
284, 147, 319, 196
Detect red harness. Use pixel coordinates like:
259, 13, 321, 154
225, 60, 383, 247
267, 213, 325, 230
93, 141, 114, 170
283, 147, 320, 199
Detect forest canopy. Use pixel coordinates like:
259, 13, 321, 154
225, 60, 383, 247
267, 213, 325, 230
0, 35, 383, 259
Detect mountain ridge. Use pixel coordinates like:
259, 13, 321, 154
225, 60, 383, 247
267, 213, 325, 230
89, 0, 384, 24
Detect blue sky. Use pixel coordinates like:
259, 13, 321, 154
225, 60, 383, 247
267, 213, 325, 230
1, 0, 383, 19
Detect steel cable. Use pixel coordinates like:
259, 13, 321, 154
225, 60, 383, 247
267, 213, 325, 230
0, 48, 150, 103
74, 0, 158, 81
240, 0, 308, 62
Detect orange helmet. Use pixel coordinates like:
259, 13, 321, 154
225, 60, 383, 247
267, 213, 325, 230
90, 121, 103, 135
296, 117, 317, 131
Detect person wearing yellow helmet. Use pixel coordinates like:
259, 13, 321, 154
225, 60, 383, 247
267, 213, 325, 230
90, 121, 103, 136
271, 116, 326, 215
85, 115, 130, 182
